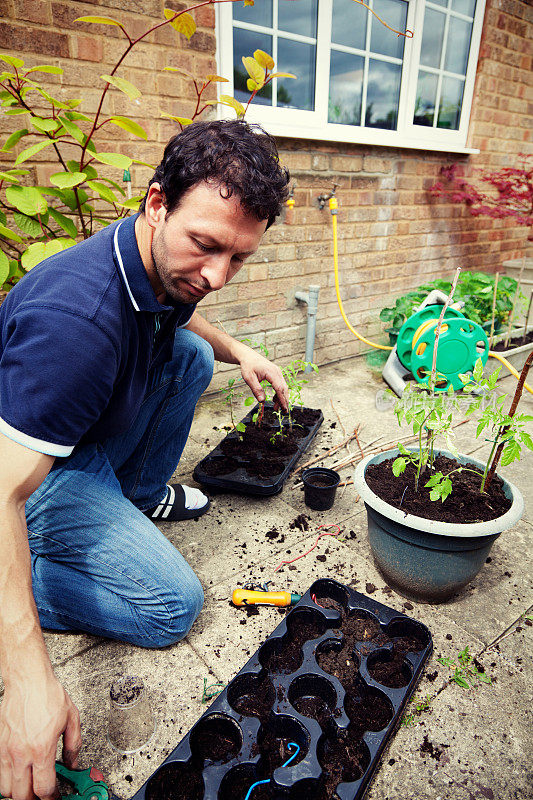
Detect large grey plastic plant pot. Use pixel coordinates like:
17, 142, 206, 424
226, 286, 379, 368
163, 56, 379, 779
353, 449, 524, 603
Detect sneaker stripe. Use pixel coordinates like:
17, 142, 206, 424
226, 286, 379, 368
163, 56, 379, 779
161, 484, 175, 519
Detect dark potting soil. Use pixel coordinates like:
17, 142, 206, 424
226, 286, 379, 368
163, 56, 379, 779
263, 618, 326, 674
365, 455, 512, 523
145, 763, 204, 800
317, 727, 371, 793
198, 455, 240, 476
492, 330, 533, 351
254, 731, 306, 775
314, 596, 345, 616
292, 695, 332, 728
306, 476, 337, 488
191, 729, 240, 764
232, 679, 275, 720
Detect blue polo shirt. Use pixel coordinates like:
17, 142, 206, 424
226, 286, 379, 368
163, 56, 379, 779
0, 213, 196, 457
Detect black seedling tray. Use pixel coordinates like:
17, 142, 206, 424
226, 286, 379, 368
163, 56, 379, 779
132, 578, 433, 800
193, 404, 324, 496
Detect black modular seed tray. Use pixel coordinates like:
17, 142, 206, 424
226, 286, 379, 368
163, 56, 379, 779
131, 578, 433, 800
193, 404, 324, 496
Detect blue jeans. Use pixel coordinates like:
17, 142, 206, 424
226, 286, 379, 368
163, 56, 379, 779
25, 329, 214, 648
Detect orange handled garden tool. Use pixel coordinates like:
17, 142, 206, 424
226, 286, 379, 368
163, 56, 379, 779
232, 588, 301, 607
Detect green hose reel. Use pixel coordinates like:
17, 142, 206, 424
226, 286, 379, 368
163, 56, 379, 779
396, 304, 489, 392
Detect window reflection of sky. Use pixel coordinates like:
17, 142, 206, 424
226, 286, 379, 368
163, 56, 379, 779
233, 0, 272, 27
277, 39, 315, 110
371, 0, 407, 59
366, 60, 401, 128
420, 8, 445, 69
331, 0, 367, 49
278, 0, 318, 39
329, 51, 363, 125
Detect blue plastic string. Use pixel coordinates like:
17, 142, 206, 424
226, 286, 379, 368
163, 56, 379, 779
243, 743, 300, 800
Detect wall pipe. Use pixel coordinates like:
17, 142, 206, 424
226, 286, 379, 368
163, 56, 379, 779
295, 285, 320, 372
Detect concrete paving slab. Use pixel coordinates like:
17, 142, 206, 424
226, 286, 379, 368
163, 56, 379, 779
55, 637, 214, 800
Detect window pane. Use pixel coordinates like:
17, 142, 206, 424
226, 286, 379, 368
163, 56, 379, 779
420, 8, 445, 69
365, 59, 401, 129
233, 28, 273, 106
452, 0, 476, 16
328, 50, 364, 124
437, 76, 464, 129
445, 17, 472, 75
277, 38, 315, 110
278, 0, 318, 39
414, 71, 438, 126
430, 0, 447, 6
331, 0, 367, 50
233, 0, 273, 27
370, 0, 408, 59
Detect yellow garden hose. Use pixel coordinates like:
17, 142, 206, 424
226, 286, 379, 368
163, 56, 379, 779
329, 196, 533, 394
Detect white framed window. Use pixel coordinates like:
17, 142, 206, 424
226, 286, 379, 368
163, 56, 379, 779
216, 0, 486, 153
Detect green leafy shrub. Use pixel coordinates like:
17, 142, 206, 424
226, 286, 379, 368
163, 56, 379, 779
380, 271, 522, 342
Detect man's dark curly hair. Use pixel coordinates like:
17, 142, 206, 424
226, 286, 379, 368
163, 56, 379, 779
139, 119, 290, 229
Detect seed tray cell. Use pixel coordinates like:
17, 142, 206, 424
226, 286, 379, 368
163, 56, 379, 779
132, 579, 432, 800
193, 404, 324, 496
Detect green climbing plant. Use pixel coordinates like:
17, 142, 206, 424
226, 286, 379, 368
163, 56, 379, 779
0, 4, 296, 292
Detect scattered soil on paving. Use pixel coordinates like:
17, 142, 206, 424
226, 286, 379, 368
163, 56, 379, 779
365, 455, 511, 523
492, 330, 533, 351
290, 514, 310, 531
420, 735, 446, 761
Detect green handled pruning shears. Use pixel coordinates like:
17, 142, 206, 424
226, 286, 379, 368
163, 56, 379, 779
0, 762, 120, 800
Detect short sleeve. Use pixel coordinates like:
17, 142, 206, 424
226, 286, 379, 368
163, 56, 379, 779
0, 306, 119, 456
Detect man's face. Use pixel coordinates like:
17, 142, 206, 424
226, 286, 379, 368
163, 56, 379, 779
146, 181, 268, 304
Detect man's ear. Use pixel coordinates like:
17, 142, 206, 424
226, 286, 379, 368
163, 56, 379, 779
144, 183, 167, 228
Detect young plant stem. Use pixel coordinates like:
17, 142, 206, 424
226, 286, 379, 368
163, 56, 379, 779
425, 266, 462, 455
523, 290, 533, 342
489, 272, 500, 349
504, 257, 526, 348
484, 349, 533, 491
429, 266, 462, 388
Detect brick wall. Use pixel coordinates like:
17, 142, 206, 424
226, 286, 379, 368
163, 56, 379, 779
1, 0, 531, 389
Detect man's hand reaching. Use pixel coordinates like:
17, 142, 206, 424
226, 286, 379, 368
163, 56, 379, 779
0, 673, 81, 800
238, 348, 289, 412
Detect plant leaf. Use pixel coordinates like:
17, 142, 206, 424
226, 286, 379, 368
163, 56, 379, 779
30, 116, 60, 134
163, 9, 196, 39
270, 71, 297, 79
6, 185, 48, 215
1, 128, 29, 151
253, 49, 275, 70
0, 54, 24, 69
48, 207, 77, 238
0, 249, 9, 284
87, 180, 118, 204
217, 95, 245, 117
57, 116, 86, 144
93, 151, 132, 170
13, 212, 41, 237
21, 239, 63, 269
109, 115, 147, 139
392, 457, 406, 477
14, 139, 54, 165
242, 56, 265, 86
0, 221, 23, 242
160, 112, 193, 125
26, 65, 63, 75
75, 15, 125, 28
205, 74, 228, 83
247, 78, 258, 92
101, 74, 141, 101
50, 171, 87, 189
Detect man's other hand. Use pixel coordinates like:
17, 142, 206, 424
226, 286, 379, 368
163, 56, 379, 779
239, 350, 289, 411
0, 674, 81, 800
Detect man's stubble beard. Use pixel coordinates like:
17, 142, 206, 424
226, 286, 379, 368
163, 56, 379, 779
150, 240, 197, 306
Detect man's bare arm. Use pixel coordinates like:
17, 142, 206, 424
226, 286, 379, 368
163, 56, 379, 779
186, 311, 289, 410
0, 433, 82, 800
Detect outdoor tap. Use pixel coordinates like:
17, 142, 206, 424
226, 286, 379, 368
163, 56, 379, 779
317, 183, 339, 210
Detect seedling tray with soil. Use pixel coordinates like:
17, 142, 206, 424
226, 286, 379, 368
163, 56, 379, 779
131, 578, 432, 800
193, 403, 324, 496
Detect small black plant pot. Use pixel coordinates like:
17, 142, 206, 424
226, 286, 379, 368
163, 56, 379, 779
302, 468, 341, 510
